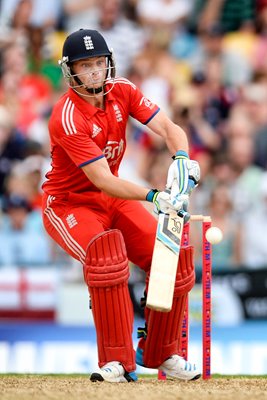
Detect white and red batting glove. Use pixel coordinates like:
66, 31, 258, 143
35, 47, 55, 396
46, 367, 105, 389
146, 189, 189, 216
166, 150, 200, 204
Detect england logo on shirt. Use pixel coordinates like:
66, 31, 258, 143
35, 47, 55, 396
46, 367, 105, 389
113, 104, 123, 122
66, 214, 78, 228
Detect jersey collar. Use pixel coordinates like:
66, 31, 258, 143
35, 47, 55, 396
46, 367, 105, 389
68, 87, 115, 117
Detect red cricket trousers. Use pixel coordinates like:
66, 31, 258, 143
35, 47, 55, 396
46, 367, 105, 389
42, 191, 157, 271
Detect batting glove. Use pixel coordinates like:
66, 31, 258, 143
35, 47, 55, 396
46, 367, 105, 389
146, 189, 189, 216
168, 185, 191, 223
166, 150, 200, 195
170, 177, 196, 208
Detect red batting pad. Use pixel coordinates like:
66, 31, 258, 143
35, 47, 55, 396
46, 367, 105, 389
84, 230, 135, 372
174, 245, 195, 296
142, 246, 195, 368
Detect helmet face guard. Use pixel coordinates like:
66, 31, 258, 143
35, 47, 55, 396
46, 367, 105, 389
59, 29, 116, 96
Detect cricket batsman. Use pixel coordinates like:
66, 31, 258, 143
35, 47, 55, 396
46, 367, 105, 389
42, 29, 201, 382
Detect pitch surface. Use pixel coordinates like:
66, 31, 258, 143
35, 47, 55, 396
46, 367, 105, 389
1, 376, 267, 400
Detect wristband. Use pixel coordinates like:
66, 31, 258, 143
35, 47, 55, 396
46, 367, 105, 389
146, 189, 159, 202
172, 150, 189, 160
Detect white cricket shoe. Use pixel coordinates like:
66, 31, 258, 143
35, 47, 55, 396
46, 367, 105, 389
90, 361, 138, 383
159, 355, 201, 381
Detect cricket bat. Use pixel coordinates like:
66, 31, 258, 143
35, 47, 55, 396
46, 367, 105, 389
146, 210, 185, 312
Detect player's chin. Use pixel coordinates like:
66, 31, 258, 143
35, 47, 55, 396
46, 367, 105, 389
89, 83, 104, 91
90, 78, 105, 87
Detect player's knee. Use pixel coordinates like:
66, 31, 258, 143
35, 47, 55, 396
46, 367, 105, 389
84, 229, 129, 287
173, 246, 195, 297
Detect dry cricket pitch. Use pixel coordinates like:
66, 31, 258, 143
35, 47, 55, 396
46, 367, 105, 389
1, 376, 267, 400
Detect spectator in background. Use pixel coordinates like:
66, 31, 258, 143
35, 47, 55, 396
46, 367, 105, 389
0, 0, 62, 70
238, 172, 267, 269
198, 24, 253, 87
241, 82, 267, 170
253, 0, 267, 74
88, 0, 145, 76
209, 151, 236, 188
255, 123, 267, 170
0, 0, 32, 46
136, 0, 192, 31
172, 94, 221, 154
0, 105, 27, 196
2, 152, 49, 211
228, 134, 264, 217
62, 0, 98, 33
0, 194, 53, 266
15, 155, 50, 209
188, 0, 256, 34
0, 0, 61, 34
191, 183, 241, 270
0, 42, 53, 136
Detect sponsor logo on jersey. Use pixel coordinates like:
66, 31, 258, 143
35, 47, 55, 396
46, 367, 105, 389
103, 139, 124, 166
113, 104, 123, 122
83, 36, 94, 50
139, 96, 154, 109
92, 124, 102, 138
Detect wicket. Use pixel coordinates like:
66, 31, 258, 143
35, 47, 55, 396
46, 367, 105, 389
158, 214, 212, 380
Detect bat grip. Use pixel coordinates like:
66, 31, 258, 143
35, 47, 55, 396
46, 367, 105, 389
177, 209, 190, 222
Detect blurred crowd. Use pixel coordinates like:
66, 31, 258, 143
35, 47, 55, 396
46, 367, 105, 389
0, 0, 267, 272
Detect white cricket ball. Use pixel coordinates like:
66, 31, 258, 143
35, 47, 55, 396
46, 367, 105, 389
205, 227, 223, 244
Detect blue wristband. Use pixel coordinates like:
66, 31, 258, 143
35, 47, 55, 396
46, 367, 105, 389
146, 189, 158, 202
173, 150, 189, 160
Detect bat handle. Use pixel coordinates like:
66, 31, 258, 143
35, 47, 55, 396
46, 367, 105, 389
177, 209, 190, 220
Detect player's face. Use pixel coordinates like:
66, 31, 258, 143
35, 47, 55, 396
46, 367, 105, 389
72, 56, 107, 88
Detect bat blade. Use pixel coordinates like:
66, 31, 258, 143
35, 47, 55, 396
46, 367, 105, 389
146, 211, 184, 312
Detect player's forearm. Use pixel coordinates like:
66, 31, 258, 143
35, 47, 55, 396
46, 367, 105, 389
100, 176, 150, 200
83, 163, 150, 200
147, 111, 189, 155
165, 124, 189, 155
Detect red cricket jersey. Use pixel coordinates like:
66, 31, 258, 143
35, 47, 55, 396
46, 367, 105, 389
42, 77, 160, 196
